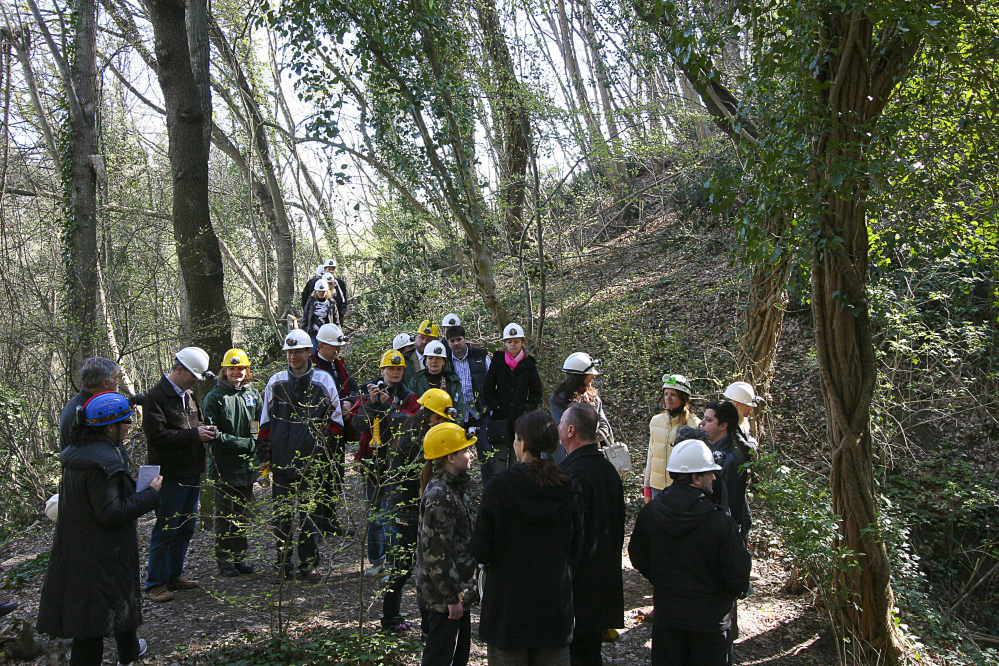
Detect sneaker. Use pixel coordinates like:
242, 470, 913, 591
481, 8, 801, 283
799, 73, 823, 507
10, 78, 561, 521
0, 602, 17, 617
166, 577, 200, 591
383, 620, 413, 633
363, 561, 385, 578
145, 585, 174, 602
234, 562, 255, 575
297, 569, 322, 583
219, 565, 240, 578
116, 638, 147, 666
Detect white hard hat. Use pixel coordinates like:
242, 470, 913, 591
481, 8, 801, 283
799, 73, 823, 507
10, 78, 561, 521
563, 352, 600, 375
424, 340, 448, 358
317, 323, 347, 346
666, 439, 723, 474
502, 323, 526, 340
176, 347, 211, 379
314, 264, 325, 277
724, 381, 760, 406
442, 313, 461, 327
393, 333, 416, 351
322, 273, 335, 284
313, 279, 329, 293
45, 493, 59, 522
282, 329, 312, 351
662, 373, 692, 395
323, 259, 337, 269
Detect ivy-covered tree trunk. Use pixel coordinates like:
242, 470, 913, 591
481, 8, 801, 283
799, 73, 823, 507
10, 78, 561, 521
145, 0, 232, 365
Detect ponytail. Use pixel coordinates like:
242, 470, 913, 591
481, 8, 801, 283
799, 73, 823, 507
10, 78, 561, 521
515, 411, 572, 489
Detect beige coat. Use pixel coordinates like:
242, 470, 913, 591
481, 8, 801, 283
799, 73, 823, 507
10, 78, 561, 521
644, 410, 701, 490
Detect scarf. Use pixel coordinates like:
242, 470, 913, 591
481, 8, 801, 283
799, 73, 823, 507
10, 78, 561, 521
505, 349, 525, 370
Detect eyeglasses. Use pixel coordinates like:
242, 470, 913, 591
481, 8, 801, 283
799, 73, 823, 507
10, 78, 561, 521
121, 420, 133, 425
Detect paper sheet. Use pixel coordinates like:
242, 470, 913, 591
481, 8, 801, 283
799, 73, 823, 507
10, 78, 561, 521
137, 465, 160, 492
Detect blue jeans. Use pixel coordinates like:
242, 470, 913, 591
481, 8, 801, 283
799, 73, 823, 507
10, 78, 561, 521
364, 471, 388, 563
146, 475, 200, 589
466, 415, 493, 485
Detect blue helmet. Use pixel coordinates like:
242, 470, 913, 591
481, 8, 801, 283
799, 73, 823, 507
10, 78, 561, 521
82, 392, 133, 426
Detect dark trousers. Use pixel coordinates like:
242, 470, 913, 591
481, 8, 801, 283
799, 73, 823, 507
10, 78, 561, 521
272, 472, 320, 573
382, 514, 418, 628
363, 464, 388, 563
315, 434, 347, 531
70, 630, 138, 666
486, 645, 570, 666
466, 415, 493, 485
421, 608, 471, 666
146, 475, 200, 589
651, 624, 730, 666
214, 483, 253, 565
569, 631, 603, 666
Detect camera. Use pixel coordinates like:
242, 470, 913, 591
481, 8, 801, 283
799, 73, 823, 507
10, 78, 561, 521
128, 393, 146, 407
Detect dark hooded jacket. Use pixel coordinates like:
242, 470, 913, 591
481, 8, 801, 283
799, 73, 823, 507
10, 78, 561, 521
482, 351, 543, 441
628, 483, 751, 632
59, 389, 92, 450
470, 463, 584, 650
202, 376, 262, 485
37, 433, 160, 639
559, 444, 626, 633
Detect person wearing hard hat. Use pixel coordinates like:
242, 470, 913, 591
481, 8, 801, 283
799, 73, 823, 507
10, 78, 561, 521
482, 322, 543, 475
440, 313, 461, 342
143, 347, 217, 602
350, 349, 421, 577
557, 403, 626, 666
300, 260, 348, 324
411, 341, 466, 422
402, 320, 439, 390
723, 381, 763, 437
550, 352, 614, 464
393, 332, 417, 355
310, 323, 360, 537
303, 278, 335, 351
257, 329, 345, 583
644, 374, 702, 503
415, 422, 478, 666
201, 348, 262, 577
59, 357, 120, 450
700, 401, 753, 542
444, 324, 493, 483
470, 411, 582, 666
380, 389, 459, 633
628, 439, 751, 666
38, 392, 162, 666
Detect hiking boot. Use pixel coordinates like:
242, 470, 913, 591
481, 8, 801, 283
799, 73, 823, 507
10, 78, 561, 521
166, 577, 200, 591
145, 585, 174, 602
0, 602, 17, 617
382, 619, 413, 633
219, 565, 240, 578
234, 562, 255, 575
297, 569, 322, 583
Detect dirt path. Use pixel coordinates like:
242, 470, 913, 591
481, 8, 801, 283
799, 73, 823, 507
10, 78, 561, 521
2, 470, 838, 666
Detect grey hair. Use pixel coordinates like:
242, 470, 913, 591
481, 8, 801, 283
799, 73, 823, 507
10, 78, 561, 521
564, 402, 598, 444
80, 357, 119, 390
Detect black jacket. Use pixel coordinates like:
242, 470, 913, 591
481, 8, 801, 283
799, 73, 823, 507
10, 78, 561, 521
37, 434, 160, 638
559, 444, 626, 632
447, 345, 490, 419
59, 389, 92, 450
482, 351, 543, 439
470, 463, 584, 650
628, 484, 751, 632
712, 432, 753, 538
143, 376, 205, 480
385, 418, 426, 517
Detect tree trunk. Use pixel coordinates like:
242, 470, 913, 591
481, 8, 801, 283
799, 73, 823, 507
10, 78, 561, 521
736, 211, 791, 440
474, 0, 530, 243
66, 0, 100, 377
145, 0, 232, 367
809, 13, 902, 664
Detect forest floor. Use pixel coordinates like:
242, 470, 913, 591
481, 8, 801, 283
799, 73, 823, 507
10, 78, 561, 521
0, 212, 941, 665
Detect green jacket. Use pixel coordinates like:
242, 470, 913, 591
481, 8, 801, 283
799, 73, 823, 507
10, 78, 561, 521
202, 378, 263, 485
410, 369, 466, 422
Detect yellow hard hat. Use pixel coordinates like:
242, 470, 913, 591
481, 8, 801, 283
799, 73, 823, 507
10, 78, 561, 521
418, 389, 457, 421
423, 422, 477, 460
220, 348, 251, 367
417, 320, 440, 337
379, 350, 406, 368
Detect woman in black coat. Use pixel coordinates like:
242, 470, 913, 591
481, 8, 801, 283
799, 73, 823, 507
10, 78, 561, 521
37, 393, 162, 666
481, 323, 543, 474
470, 411, 583, 665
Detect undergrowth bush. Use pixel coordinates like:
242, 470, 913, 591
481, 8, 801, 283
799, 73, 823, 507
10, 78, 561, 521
199, 626, 420, 666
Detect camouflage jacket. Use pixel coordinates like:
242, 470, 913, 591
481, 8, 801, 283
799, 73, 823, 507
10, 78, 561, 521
416, 468, 478, 613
